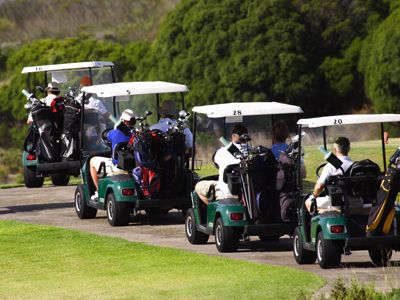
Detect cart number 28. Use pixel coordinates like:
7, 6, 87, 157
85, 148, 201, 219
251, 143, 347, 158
333, 119, 343, 124
233, 110, 242, 115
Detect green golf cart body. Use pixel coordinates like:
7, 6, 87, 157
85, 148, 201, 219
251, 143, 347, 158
185, 102, 303, 252
74, 81, 193, 226
22, 61, 116, 187
293, 114, 400, 268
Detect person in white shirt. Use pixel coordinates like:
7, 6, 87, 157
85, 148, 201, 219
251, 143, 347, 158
195, 124, 248, 204
305, 136, 353, 212
26, 81, 61, 125
150, 100, 193, 149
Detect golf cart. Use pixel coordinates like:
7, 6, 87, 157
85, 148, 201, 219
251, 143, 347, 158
22, 61, 116, 187
185, 102, 303, 252
293, 114, 400, 268
74, 81, 193, 226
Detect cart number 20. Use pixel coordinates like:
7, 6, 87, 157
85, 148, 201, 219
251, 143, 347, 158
233, 110, 242, 115
333, 119, 343, 124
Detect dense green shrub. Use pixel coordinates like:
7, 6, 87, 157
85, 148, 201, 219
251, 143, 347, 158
359, 7, 400, 113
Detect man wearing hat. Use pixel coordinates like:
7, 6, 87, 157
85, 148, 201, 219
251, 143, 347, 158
195, 123, 249, 204
75, 75, 118, 124
305, 136, 353, 213
26, 81, 61, 124
89, 109, 136, 201
150, 100, 193, 148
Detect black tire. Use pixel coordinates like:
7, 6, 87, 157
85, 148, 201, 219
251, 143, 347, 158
24, 166, 44, 188
51, 173, 70, 186
259, 234, 280, 241
185, 208, 209, 244
106, 192, 130, 226
75, 185, 97, 219
293, 227, 316, 264
316, 231, 341, 268
215, 217, 240, 252
369, 249, 392, 267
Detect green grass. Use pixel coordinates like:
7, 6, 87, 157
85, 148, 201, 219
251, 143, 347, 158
0, 220, 324, 300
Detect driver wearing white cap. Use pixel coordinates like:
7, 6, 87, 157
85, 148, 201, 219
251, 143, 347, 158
89, 109, 136, 201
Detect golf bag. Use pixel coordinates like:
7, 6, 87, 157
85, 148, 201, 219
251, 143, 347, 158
130, 130, 162, 198
30, 101, 61, 162
276, 152, 298, 222
61, 99, 81, 160
159, 132, 186, 198
366, 166, 400, 235
243, 146, 278, 222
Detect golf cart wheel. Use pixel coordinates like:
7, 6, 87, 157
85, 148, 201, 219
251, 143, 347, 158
369, 249, 393, 267
215, 217, 240, 252
316, 231, 341, 268
185, 208, 209, 244
106, 192, 130, 226
23, 166, 44, 188
293, 227, 316, 264
51, 173, 70, 186
75, 185, 97, 219
258, 234, 280, 241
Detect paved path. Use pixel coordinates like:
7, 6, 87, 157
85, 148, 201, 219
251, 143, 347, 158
1, 186, 400, 296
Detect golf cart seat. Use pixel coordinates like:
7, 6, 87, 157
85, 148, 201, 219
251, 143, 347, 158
325, 160, 381, 215
223, 164, 241, 196
113, 142, 135, 171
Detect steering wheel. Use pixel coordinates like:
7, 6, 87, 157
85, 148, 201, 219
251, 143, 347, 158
101, 128, 113, 148
316, 163, 327, 179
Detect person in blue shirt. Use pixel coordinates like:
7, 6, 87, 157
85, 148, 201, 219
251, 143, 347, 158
89, 109, 136, 201
271, 120, 290, 160
150, 100, 193, 149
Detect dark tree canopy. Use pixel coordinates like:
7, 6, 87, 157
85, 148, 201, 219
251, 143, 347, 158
359, 7, 400, 113
148, 0, 389, 114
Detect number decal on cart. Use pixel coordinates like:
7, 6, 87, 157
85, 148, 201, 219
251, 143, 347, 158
333, 119, 343, 125
233, 110, 242, 115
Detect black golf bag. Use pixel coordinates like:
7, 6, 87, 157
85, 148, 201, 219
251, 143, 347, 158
61, 99, 81, 160
236, 146, 278, 222
276, 152, 298, 222
159, 132, 186, 198
30, 102, 61, 162
366, 166, 400, 235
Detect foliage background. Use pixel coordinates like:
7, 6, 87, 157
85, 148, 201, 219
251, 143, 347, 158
0, 0, 399, 150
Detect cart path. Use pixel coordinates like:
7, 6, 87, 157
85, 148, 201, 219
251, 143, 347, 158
1, 186, 400, 296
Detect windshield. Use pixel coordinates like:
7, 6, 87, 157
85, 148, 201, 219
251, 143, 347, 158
300, 123, 400, 193
28, 67, 114, 97
194, 113, 299, 177
81, 93, 187, 154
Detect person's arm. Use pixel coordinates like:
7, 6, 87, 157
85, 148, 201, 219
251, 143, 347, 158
313, 182, 324, 198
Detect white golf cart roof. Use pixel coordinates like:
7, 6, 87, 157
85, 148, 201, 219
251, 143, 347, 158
81, 81, 189, 97
298, 114, 400, 128
21, 61, 114, 73
192, 102, 303, 118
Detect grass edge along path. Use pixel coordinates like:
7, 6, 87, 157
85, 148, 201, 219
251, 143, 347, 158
0, 220, 324, 300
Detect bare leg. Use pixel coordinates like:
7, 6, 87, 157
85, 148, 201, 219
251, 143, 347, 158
90, 160, 99, 190
198, 194, 208, 205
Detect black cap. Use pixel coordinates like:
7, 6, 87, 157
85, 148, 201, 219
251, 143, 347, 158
232, 124, 248, 136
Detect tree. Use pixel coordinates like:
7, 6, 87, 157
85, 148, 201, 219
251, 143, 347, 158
0, 37, 150, 147
359, 7, 400, 113
147, 0, 389, 114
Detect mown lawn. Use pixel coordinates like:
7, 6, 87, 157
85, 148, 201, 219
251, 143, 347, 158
0, 220, 324, 300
